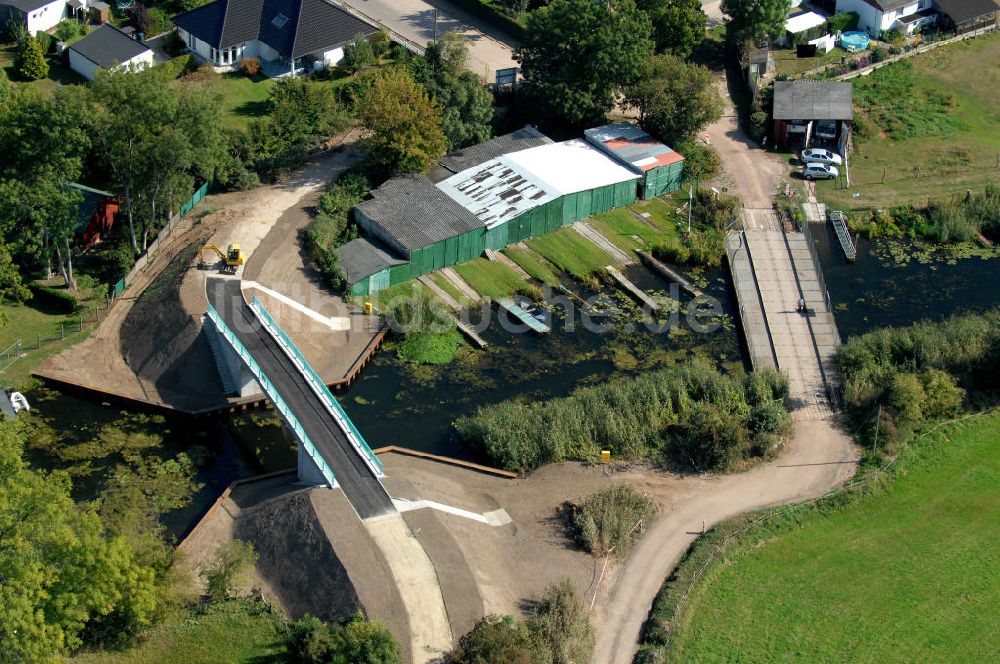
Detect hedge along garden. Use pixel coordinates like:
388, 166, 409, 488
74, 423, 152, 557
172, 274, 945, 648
454, 359, 791, 472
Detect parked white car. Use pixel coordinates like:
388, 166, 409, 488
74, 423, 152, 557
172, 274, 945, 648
801, 148, 843, 166
802, 163, 839, 180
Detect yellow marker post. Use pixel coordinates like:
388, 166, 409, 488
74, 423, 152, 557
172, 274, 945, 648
601, 450, 611, 463
364, 301, 373, 315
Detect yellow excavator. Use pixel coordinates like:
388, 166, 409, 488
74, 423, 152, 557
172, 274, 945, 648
200, 243, 245, 274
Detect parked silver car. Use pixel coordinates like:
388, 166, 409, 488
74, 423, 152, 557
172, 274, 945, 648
801, 148, 843, 166
802, 163, 839, 180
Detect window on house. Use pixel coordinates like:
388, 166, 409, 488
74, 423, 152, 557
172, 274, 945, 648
271, 13, 288, 28
187, 32, 196, 50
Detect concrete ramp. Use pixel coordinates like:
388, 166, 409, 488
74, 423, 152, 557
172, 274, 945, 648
365, 514, 453, 663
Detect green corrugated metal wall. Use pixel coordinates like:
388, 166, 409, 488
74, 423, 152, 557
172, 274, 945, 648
640, 161, 684, 199
354, 179, 639, 294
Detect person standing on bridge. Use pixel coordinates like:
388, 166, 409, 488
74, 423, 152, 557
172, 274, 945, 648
797, 297, 805, 313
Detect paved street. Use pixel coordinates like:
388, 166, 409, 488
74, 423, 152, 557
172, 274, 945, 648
337, 0, 517, 81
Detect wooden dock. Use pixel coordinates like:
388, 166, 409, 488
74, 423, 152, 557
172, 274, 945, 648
636, 250, 703, 297
605, 265, 662, 313
828, 210, 856, 262
497, 298, 550, 334
417, 275, 488, 348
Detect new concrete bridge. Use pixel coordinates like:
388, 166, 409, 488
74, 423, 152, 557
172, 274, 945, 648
204, 277, 394, 519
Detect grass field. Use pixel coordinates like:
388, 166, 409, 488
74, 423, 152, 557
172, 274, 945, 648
502, 246, 562, 285
75, 599, 290, 664
430, 272, 472, 306
527, 228, 615, 280
817, 31, 1000, 209
0, 42, 85, 96
668, 411, 1000, 662
452, 258, 528, 299
773, 46, 846, 78
0, 299, 97, 390
212, 73, 276, 129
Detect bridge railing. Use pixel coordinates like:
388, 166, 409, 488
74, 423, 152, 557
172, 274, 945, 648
205, 302, 337, 488
250, 296, 384, 477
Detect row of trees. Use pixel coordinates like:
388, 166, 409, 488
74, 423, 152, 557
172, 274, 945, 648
0, 64, 234, 294
455, 358, 791, 472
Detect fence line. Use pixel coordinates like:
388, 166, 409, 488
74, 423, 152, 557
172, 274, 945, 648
788, 25, 997, 81
110, 181, 211, 302
657, 408, 995, 650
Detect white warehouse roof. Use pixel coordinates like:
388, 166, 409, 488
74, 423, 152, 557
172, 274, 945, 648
437, 139, 639, 229
785, 11, 827, 34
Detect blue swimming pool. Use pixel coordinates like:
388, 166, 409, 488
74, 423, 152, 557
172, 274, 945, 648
840, 31, 871, 52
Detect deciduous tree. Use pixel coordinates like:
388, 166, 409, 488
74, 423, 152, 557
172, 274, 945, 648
515, 0, 653, 127
0, 422, 159, 661
356, 66, 448, 175
637, 0, 708, 58
721, 0, 791, 46
411, 33, 494, 150
624, 54, 723, 146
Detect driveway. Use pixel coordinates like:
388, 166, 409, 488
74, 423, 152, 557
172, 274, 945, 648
338, 0, 517, 82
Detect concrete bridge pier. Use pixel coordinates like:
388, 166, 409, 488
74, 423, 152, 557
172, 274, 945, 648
204, 320, 263, 398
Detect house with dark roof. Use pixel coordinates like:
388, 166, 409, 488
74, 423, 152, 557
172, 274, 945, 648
0, 0, 69, 34
68, 24, 153, 80
173, 0, 378, 77
835, 0, 939, 36
772, 80, 854, 150
934, 0, 998, 31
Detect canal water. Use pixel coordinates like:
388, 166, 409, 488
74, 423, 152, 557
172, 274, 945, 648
811, 222, 1000, 339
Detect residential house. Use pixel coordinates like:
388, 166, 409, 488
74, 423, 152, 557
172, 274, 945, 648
68, 24, 153, 80
173, 0, 379, 77
0, 0, 69, 34
933, 0, 999, 31
835, 0, 938, 36
772, 80, 853, 151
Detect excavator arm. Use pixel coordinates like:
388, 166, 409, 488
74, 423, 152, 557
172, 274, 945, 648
201, 244, 227, 262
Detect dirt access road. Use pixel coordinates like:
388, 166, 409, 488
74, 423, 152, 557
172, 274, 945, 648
703, 80, 790, 208
38, 148, 357, 412
590, 417, 859, 664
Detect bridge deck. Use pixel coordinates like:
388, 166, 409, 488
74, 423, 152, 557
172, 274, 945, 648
207, 278, 394, 520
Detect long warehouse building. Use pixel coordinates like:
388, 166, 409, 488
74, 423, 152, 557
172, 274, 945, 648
343, 124, 681, 296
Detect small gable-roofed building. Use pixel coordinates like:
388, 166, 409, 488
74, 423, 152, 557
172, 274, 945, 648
68, 25, 153, 81
0, 0, 67, 35
584, 122, 685, 199
173, 0, 378, 77
772, 80, 853, 150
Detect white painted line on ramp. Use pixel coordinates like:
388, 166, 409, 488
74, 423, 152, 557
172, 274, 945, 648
242, 280, 350, 331
392, 497, 513, 526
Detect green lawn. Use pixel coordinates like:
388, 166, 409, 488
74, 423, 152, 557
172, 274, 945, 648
773, 45, 847, 78
669, 411, 1000, 662
1, 42, 86, 96
526, 228, 615, 281
429, 272, 472, 306
628, 196, 685, 234
452, 258, 528, 299
0, 299, 96, 390
74, 599, 290, 664
213, 73, 276, 128
590, 207, 666, 254
817, 30, 1000, 209
502, 246, 562, 286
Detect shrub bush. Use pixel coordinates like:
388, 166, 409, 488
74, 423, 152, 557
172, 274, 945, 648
240, 57, 260, 77
835, 309, 1000, 452
29, 282, 79, 313
827, 11, 859, 34
565, 484, 657, 556
675, 139, 720, 179
455, 359, 790, 473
